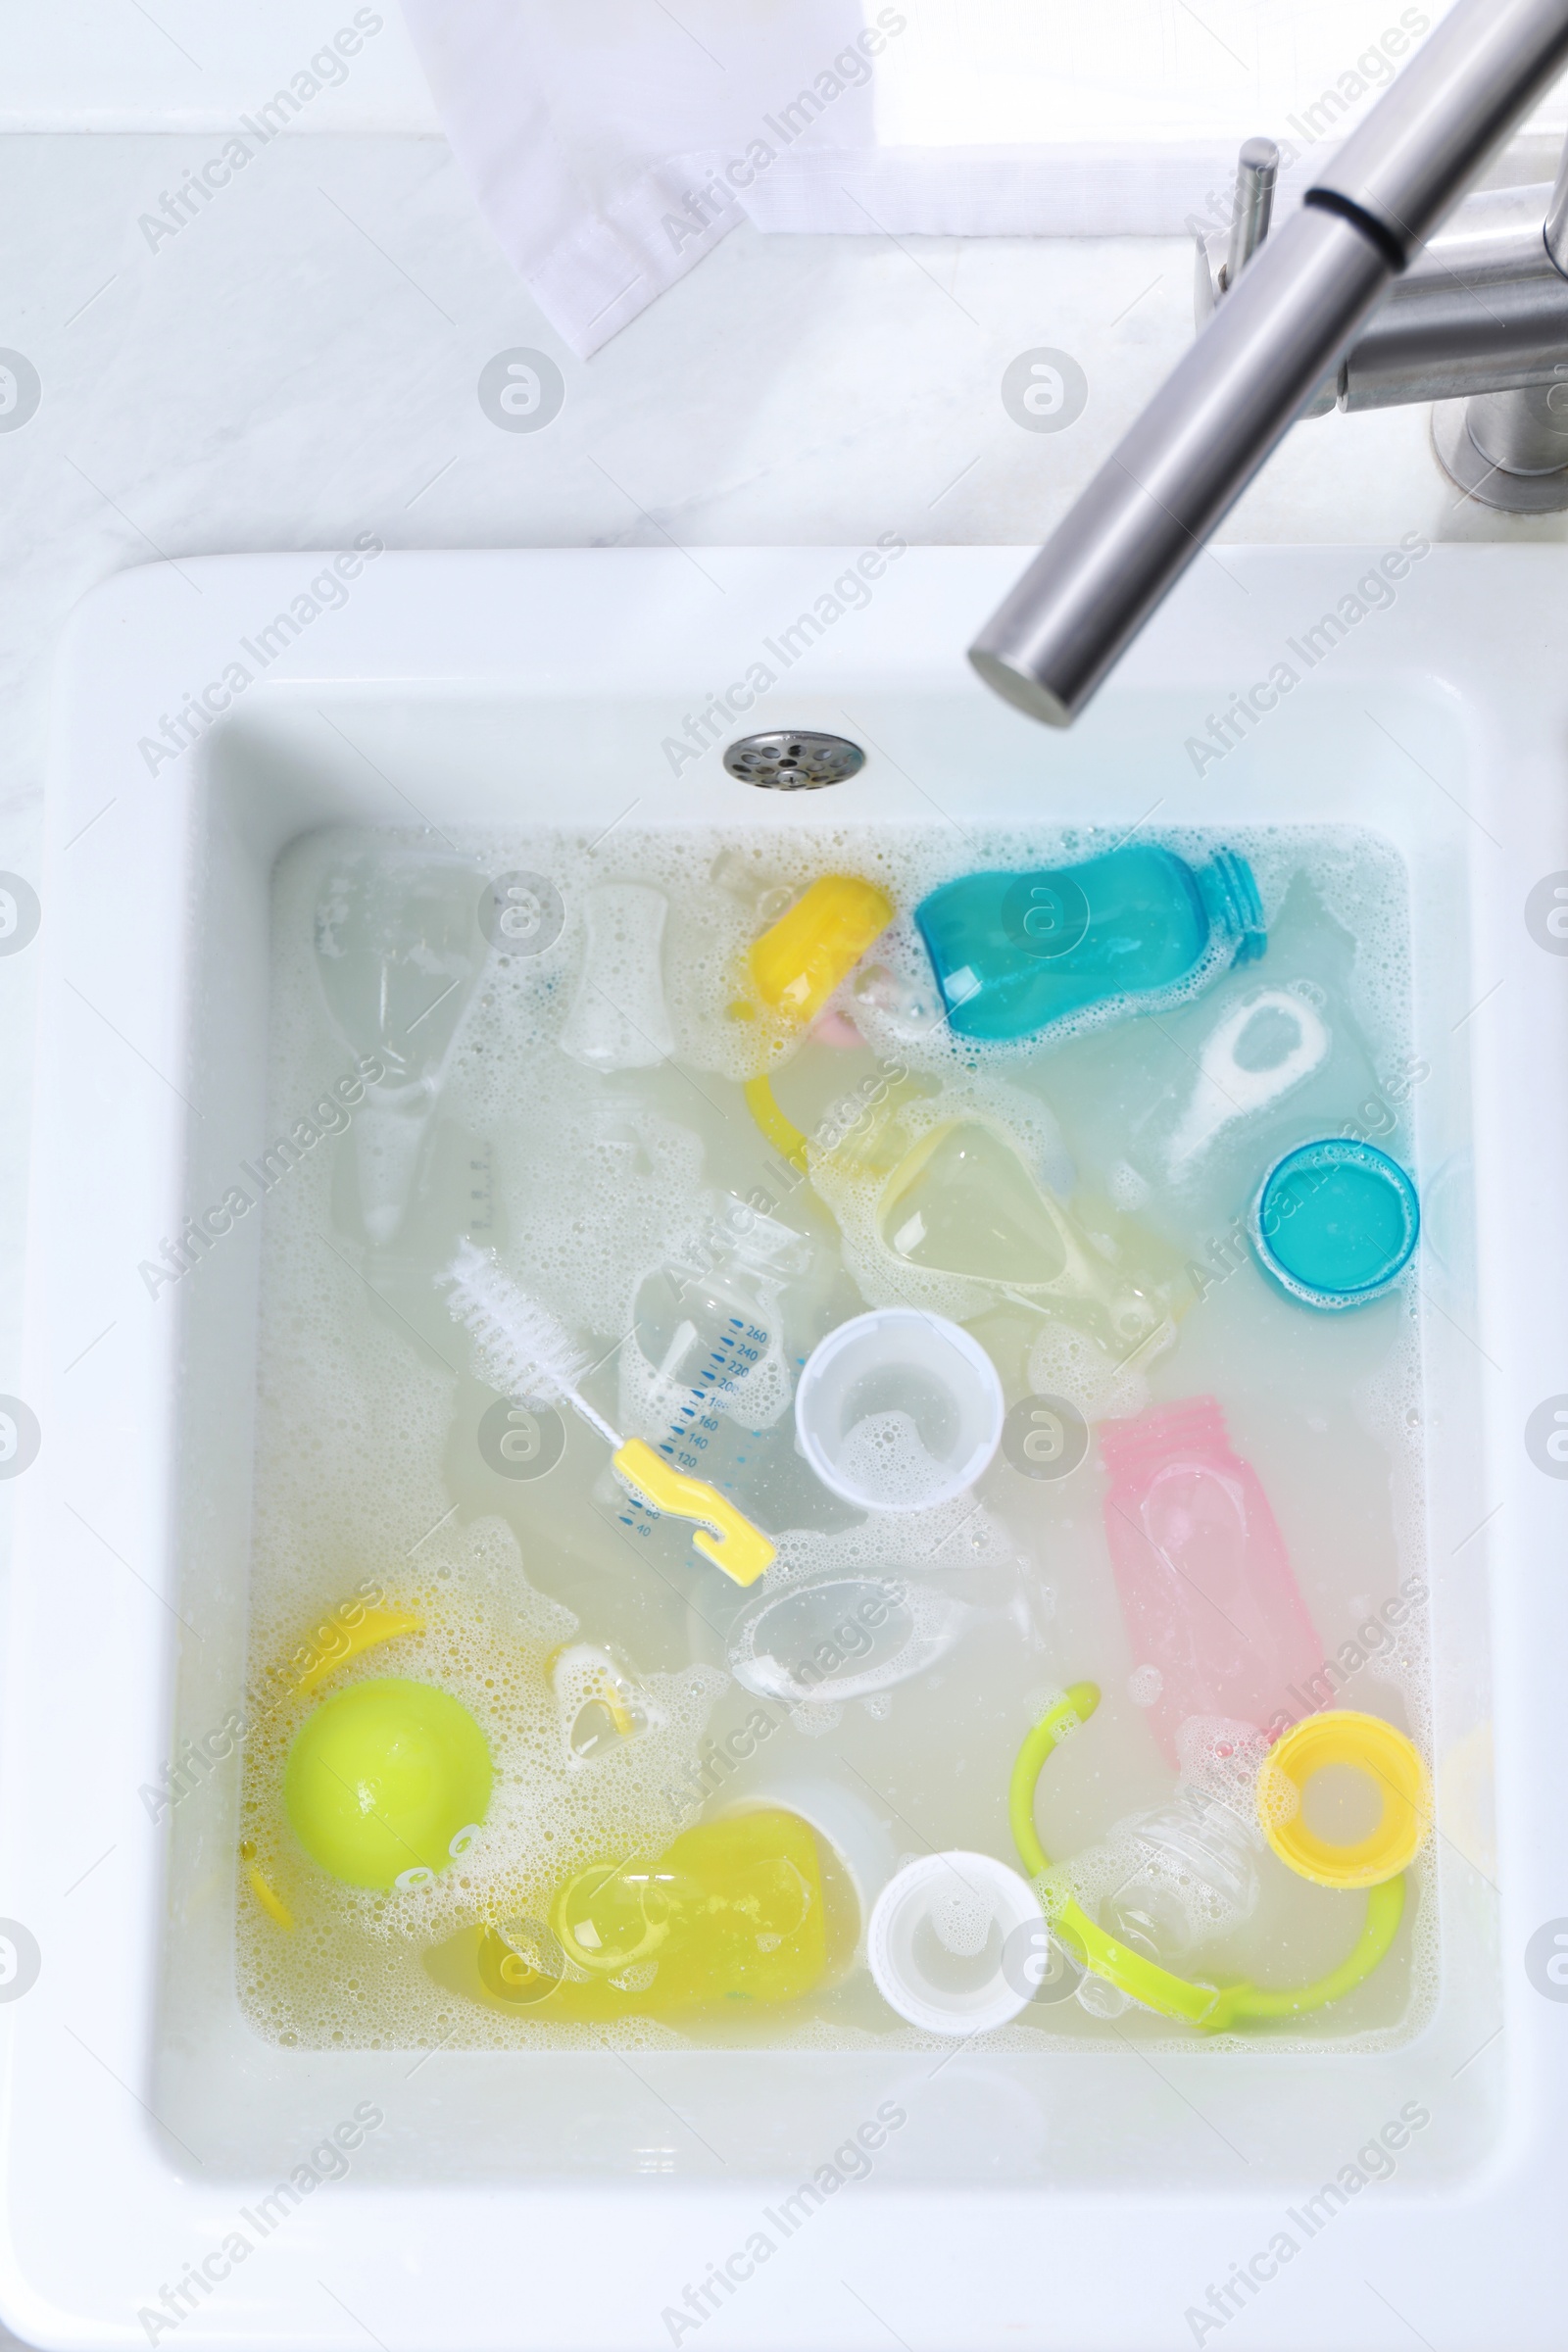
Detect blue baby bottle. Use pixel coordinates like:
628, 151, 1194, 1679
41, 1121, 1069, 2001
913, 844, 1265, 1044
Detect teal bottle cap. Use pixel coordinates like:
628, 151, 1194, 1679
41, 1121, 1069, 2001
1250, 1139, 1419, 1309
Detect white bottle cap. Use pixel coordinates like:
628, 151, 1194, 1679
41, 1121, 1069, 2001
795, 1308, 1004, 1511
867, 1851, 1044, 2035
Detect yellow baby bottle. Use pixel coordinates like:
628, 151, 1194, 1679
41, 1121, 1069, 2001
553, 1810, 825, 2008
466, 1809, 827, 2020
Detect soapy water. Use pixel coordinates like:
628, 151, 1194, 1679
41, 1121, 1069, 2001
727, 1568, 982, 1707
231, 819, 1436, 2052
910, 1903, 1003, 1996
834, 1410, 953, 1509
932, 1890, 993, 1956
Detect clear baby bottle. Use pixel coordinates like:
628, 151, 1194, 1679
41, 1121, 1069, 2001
726, 1570, 978, 1708
313, 846, 485, 1246
1099, 1794, 1259, 1964
620, 1192, 812, 1441
879, 1121, 1173, 1352
1099, 1398, 1324, 1769
560, 881, 675, 1071
913, 844, 1264, 1045
1081, 1720, 1268, 1969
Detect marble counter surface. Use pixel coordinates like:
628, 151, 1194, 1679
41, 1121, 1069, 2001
1, 0, 439, 128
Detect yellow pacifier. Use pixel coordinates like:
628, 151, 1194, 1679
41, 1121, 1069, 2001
1256, 1710, 1432, 1890
749, 875, 894, 1025
742, 875, 896, 1170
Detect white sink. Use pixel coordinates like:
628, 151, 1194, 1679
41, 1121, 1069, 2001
5, 544, 1565, 2350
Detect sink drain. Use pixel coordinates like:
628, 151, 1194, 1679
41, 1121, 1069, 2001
722, 730, 865, 790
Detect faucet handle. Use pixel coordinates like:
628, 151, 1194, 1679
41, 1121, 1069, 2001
1224, 136, 1281, 290
1193, 132, 1336, 416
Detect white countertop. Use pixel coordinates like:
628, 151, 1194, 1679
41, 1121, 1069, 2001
0, 36, 1562, 2332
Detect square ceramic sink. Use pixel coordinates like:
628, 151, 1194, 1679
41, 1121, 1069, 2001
4, 545, 1566, 2350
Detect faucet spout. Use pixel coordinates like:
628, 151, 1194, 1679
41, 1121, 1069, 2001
969, 0, 1568, 729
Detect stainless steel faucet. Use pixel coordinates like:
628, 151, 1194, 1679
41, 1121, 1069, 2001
969, 0, 1568, 728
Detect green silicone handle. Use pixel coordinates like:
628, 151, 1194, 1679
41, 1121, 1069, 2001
1008, 1685, 1405, 2033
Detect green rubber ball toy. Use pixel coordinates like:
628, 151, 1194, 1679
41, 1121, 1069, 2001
283, 1678, 493, 1892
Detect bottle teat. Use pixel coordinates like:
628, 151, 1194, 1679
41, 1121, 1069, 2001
549, 1643, 661, 1763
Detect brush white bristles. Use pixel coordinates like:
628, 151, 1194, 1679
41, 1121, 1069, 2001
442, 1241, 593, 1410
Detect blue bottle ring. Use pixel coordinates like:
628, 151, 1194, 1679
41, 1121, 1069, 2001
1250, 1139, 1419, 1310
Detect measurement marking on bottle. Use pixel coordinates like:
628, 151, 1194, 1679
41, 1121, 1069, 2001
466, 1141, 496, 1238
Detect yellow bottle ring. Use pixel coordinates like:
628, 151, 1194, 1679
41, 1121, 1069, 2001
1256, 1710, 1431, 1890
477, 1924, 565, 2006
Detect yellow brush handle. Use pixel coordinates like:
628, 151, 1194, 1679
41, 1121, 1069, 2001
612, 1439, 775, 1587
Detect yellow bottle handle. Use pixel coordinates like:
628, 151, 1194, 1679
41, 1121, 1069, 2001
294, 1604, 425, 1695
743, 1075, 810, 1173
240, 1843, 295, 1931
612, 1438, 775, 1587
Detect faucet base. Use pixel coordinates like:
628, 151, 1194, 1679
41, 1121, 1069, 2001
1432, 394, 1568, 514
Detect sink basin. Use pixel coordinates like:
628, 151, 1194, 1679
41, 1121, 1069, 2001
4, 544, 1564, 2349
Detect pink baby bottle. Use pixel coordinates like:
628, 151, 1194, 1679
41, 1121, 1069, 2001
1099, 1398, 1323, 1766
